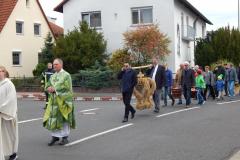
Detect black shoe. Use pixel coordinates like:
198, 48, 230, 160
131, 110, 136, 119
122, 118, 128, 123
59, 137, 69, 145
172, 99, 175, 106
48, 137, 59, 146
153, 109, 159, 113
9, 153, 17, 160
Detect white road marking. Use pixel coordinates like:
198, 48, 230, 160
65, 123, 134, 147
156, 107, 200, 118
217, 100, 240, 105
18, 108, 100, 124
82, 112, 96, 115
18, 118, 43, 124
80, 108, 100, 113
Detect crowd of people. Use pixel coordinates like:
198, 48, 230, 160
1, 57, 240, 159
117, 58, 240, 123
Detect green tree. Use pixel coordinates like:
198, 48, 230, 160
53, 21, 108, 73
123, 24, 170, 65
32, 33, 54, 76
107, 49, 131, 72
195, 26, 240, 67
73, 61, 115, 89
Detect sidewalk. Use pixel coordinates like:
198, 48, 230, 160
17, 92, 123, 101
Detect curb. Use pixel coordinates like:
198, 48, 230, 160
17, 93, 123, 101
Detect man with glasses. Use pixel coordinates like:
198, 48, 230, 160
117, 63, 137, 123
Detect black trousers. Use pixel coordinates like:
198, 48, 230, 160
122, 91, 135, 118
45, 91, 49, 107
224, 80, 228, 95
204, 84, 215, 100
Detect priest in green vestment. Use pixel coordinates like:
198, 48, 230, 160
43, 58, 76, 146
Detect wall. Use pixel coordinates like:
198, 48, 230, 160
0, 0, 54, 77
63, 0, 176, 70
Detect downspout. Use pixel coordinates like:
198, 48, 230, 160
193, 17, 198, 65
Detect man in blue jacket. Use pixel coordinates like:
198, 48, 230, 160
163, 63, 175, 106
117, 63, 137, 123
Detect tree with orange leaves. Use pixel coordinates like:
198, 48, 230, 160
123, 24, 170, 65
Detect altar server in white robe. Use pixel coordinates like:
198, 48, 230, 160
0, 66, 18, 160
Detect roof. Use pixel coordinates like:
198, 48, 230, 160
178, 0, 213, 25
54, 0, 69, 13
49, 22, 63, 38
0, 0, 57, 39
0, 0, 18, 32
54, 0, 212, 25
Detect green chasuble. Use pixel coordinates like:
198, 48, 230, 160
43, 69, 76, 131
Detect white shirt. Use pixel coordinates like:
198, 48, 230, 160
152, 65, 159, 81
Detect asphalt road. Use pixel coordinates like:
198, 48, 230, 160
17, 97, 240, 160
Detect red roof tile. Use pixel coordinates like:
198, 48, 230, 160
49, 22, 63, 38
0, 0, 18, 32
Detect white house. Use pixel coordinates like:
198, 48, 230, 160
0, 0, 62, 77
54, 0, 212, 72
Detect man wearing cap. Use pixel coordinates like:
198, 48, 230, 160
181, 61, 195, 107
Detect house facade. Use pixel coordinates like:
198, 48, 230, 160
55, 0, 212, 72
0, 0, 58, 77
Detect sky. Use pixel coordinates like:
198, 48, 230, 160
39, 0, 240, 31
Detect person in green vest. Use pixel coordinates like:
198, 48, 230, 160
43, 58, 76, 146
195, 69, 206, 105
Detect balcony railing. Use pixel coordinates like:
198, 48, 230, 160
182, 25, 195, 41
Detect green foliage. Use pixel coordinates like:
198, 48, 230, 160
73, 61, 117, 89
210, 59, 233, 71
107, 49, 131, 72
53, 21, 108, 74
195, 26, 240, 67
39, 32, 54, 64
32, 33, 54, 77
11, 77, 41, 91
123, 24, 170, 65
32, 63, 46, 77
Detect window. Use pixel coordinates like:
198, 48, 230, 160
131, 7, 153, 24
26, 0, 30, 7
12, 51, 21, 65
82, 11, 102, 28
16, 21, 24, 34
34, 23, 41, 36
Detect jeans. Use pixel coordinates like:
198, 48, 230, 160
196, 88, 204, 104
228, 80, 235, 97
164, 86, 174, 106
153, 89, 162, 111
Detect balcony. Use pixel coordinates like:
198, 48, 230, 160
182, 25, 195, 41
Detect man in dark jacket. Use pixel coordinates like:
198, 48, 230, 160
146, 57, 166, 113
181, 61, 195, 107
117, 63, 137, 123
